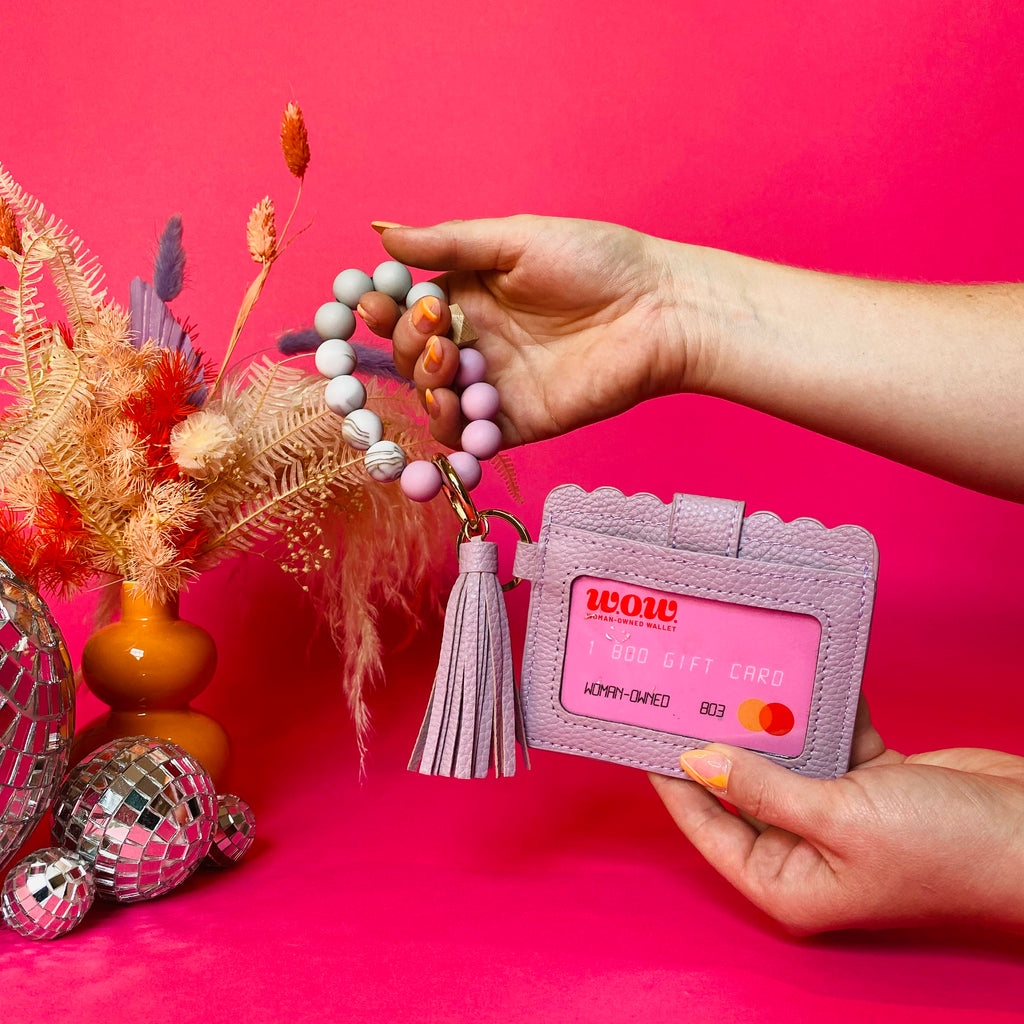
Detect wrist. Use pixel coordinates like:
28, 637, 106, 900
648, 237, 755, 398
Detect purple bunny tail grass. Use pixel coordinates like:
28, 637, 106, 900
154, 214, 186, 302
351, 343, 409, 384
276, 328, 320, 355
276, 329, 410, 385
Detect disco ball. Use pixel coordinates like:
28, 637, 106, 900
51, 736, 216, 903
206, 794, 256, 867
1, 847, 95, 940
0, 558, 75, 875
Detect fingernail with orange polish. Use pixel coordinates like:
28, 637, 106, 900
422, 336, 444, 373
411, 296, 442, 334
679, 749, 731, 793
356, 303, 378, 330
371, 220, 404, 234
424, 388, 440, 417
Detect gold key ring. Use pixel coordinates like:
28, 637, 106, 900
434, 455, 532, 591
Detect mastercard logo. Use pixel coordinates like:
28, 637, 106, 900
737, 698, 794, 737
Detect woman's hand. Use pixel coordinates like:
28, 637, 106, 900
650, 699, 1024, 934
358, 215, 716, 449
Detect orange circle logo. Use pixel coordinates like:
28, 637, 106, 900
737, 698, 794, 737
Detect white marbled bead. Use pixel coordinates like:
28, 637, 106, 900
314, 301, 356, 342
372, 261, 414, 302
324, 375, 366, 416
341, 408, 383, 450
333, 268, 375, 308
364, 440, 408, 483
404, 281, 446, 308
315, 339, 357, 379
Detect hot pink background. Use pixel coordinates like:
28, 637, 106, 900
3, 1, 1024, 1021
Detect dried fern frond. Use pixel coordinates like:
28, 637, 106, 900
0, 337, 95, 490
40, 423, 127, 564
0, 239, 57, 403
0, 162, 107, 332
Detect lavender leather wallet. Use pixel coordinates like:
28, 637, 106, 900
512, 486, 878, 779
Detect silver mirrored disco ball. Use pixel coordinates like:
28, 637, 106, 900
0, 558, 75, 875
1, 847, 95, 940
51, 737, 216, 903
206, 794, 256, 867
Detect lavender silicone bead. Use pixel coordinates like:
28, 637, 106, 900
400, 460, 443, 502
324, 375, 366, 416
314, 339, 357, 379
447, 450, 482, 491
314, 301, 356, 342
461, 419, 502, 461
333, 268, 375, 308
455, 348, 487, 388
460, 381, 500, 421
341, 408, 383, 450
405, 281, 446, 308
372, 261, 414, 303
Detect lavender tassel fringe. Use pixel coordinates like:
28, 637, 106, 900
153, 214, 186, 302
409, 538, 529, 778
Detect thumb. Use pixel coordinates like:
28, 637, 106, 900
677, 744, 834, 837
375, 216, 533, 273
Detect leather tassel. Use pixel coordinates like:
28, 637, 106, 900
409, 537, 529, 778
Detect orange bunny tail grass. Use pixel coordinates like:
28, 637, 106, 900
280, 103, 310, 179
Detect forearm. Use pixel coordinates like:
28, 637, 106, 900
669, 244, 1024, 502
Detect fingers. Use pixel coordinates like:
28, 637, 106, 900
391, 295, 452, 378
651, 749, 841, 932
673, 744, 835, 846
356, 288, 464, 448
414, 337, 463, 448
356, 290, 402, 339
376, 216, 534, 272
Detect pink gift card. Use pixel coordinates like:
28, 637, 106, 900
560, 577, 821, 758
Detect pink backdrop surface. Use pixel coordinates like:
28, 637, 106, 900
3, 1, 1024, 1021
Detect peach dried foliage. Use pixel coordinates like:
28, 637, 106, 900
246, 197, 277, 264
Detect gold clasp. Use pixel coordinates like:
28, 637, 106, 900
433, 454, 531, 591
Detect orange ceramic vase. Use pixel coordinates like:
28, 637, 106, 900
73, 583, 230, 787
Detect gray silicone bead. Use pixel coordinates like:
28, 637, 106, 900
404, 281, 446, 308
372, 261, 414, 302
341, 408, 384, 451
333, 268, 375, 308
324, 375, 366, 415
314, 301, 356, 341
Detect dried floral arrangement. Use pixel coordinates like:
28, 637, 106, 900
0, 104, 449, 741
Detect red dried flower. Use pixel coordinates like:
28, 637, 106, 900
121, 349, 212, 479
0, 508, 37, 584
